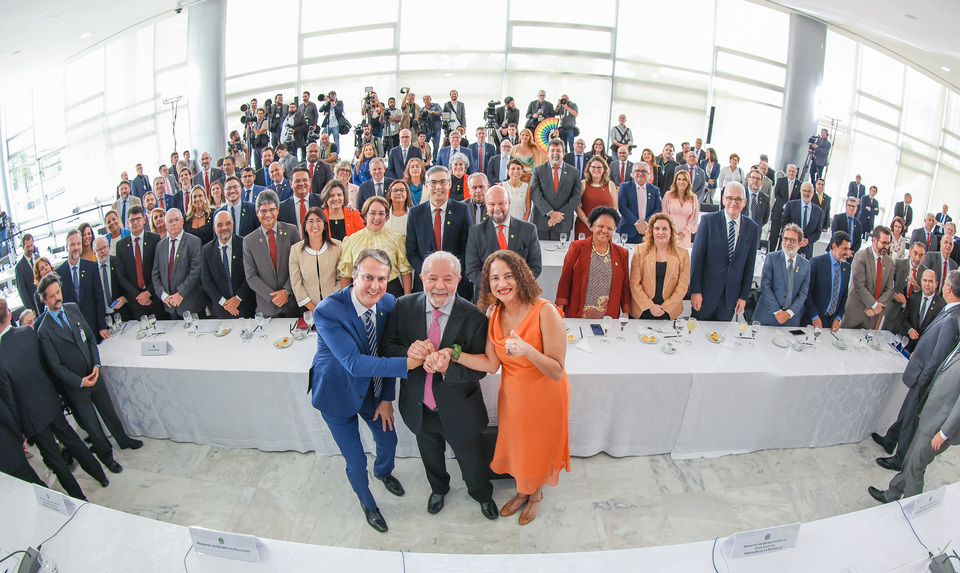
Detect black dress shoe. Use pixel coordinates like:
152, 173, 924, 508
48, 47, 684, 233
104, 460, 123, 474
427, 493, 444, 514
876, 456, 902, 471
867, 486, 890, 504
377, 474, 405, 497
871, 432, 895, 455
121, 439, 144, 450
480, 499, 499, 520
97, 476, 110, 488
361, 505, 388, 533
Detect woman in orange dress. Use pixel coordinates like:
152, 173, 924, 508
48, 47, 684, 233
574, 156, 617, 238
445, 250, 570, 525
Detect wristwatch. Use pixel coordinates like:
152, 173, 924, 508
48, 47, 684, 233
451, 344, 462, 362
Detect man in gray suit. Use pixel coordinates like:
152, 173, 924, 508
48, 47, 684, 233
882, 242, 927, 334
677, 151, 708, 203
841, 226, 895, 329
870, 324, 960, 502
529, 139, 581, 240
752, 224, 810, 327
151, 208, 204, 319
242, 190, 299, 318
464, 185, 541, 295
463, 173, 489, 225
609, 146, 633, 187
924, 237, 958, 291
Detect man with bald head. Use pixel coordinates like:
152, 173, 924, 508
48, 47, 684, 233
305, 141, 334, 195
151, 208, 204, 318
386, 128, 422, 180
201, 211, 255, 319
266, 161, 293, 201
192, 151, 226, 197
781, 181, 823, 259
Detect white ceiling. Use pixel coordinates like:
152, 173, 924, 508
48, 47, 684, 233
0, 0, 958, 102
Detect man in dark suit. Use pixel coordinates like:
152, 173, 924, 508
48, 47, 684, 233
690, 181, 760, 321
869, 337, 960, 504
151, 208, 204, 318
385, 129, 422, 181
93, 236, 131, 323
464, 186, 542, 295
609, 146, 633, 187
463, 173, 489, 225
857, 185, 880, 238
357, 158, 395, 208
485, 139, 513, 184
847, 174, 865, 199
240, 167, 267, 205
382, 252, 498, 519
894, 193, 914, 230
202, 211, 255, 319
871, 270, 959, 473
677, 150, 708, 203
802, 232, 852, 330
900, 269, 945, 352
130, 163, 152, 200
469, 127, 496, 177
0, 359, 44, 488
813, 178, 831, 232
769, 164, 800, 250
310, 250, 416, 532
242, 190, 299, 318
14, 233, 38, 314
281, 102, 310, 161
656, 144, 679, 198
924, 238, 959, 289
114, 205, 164, 319
192, 152, 226, 197
564, 138, 588, 179
111, 181, 142, 226
743, 169, 770, 228
304, 142, 334, 196
168, 166, 194, 215
278, 167, 322, 239
493, 97, 520, 145
935, 205, 952, 237
883, 242, 928, 336
617, 162, 663, 244
436, 130, 477, 175
781, 182, 824, 259
217, 176, 259, 237
36, 274, 140, 474
406, 165, 472, 296
524, 90, 555, 130
265, 162, 294, 202
254, 147, 277, 188
910, 213, 940, 253
0, 300, 109, 499
56, 229, 108, 341
831, 197, 864, 254
529, 139, 582, 240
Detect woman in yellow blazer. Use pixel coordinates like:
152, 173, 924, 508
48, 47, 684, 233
289, 207, 342, 312
629, 213, 690, 320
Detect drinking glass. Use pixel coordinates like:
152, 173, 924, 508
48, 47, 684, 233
674, 317, 684, 338
751, 320, 761, 339
621, 233, 628, 245
619, 311, 629, 331
737, 314, 748, 339
148, 314, 157, 329
139, 315, 148, 331
193, 312, 203, 338
687, 317, 698, 336
612, 233, 621, 245
184, 311, 194, 334
601, 315, 612, 336
559, 233, 568, 249
578, 233, 585, 241
813, 325, 823, 343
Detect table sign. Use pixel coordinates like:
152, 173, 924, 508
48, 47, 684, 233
141, 341, 170, 356
723, 522, 801, 558
33, 484, 69, 515
907, 485, 946, 519
189, 526, 260, 563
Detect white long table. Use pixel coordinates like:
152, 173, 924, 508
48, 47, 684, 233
99, 317, 907, 459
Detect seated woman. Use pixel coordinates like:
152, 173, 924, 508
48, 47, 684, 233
322, 180, 364, 242
555, 206, 631, 319
385, 180, 412, 236
352, 143, 377, 185
403, 157, 426, 204
629, 213, 690, 320
337, 195, 412, 297
289, 207, 342, 313
150, 208, 167, 238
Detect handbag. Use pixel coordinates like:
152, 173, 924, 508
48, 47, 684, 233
339, 117, 351, 136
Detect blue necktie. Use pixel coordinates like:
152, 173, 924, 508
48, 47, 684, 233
222, 245, 234, 297
234, 205, 242, 235
362, 309, 382, 397
848, 217, 853, 238
500, 158, 508, 181
803, 204, 809, 229
727, 220, 736, 260
826, 260, 840, 316
71, 265, 80, 301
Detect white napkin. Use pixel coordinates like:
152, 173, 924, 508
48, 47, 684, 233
575, 339, 595, 353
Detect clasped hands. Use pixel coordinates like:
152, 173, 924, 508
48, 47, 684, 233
407, 340, 450, 373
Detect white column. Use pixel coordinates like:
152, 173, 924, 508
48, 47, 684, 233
186, 0, 227, 161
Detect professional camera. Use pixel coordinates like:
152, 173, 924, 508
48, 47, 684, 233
354, 120, 367, 149
559, 97, 568, 105
306, 130, 320, 144
228, 141, 244, 154
484, 100, 500, 129
418, 107, 430, 124
239, 104, 254, 125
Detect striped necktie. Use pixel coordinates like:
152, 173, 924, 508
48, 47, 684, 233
363, 309, 382, 397
727, 220, 736, 260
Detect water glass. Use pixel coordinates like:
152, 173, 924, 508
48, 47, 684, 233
559, 233, 568, 249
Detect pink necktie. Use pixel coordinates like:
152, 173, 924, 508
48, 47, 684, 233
423, 309, 441, 409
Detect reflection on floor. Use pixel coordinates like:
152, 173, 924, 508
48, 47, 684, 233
24, 437, 960, 553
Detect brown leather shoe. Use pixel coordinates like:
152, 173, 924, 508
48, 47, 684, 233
499, 493, 529, 517
518, 491, 544, 525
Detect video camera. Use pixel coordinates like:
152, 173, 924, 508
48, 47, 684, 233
484, 100, 500, 129
239, 103, 254, 125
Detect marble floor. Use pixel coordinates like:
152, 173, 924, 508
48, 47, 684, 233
23, 436, 960, 554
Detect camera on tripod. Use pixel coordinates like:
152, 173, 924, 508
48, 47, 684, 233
354, 120, 368, 149
239, 104, 254, 125
807, 133, 819, 151
484, 100, 501, 129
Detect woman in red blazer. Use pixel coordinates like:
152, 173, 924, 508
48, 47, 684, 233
555, 206, 631, 319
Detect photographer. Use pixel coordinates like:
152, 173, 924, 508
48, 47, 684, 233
226, 130, 248, 169
318, 91, 347, 147
354, 123, 384, 159
809, 128, 830, 184
443, 89, 466, 132
494, 97, 519, 145
281, 103, 309, 161
360, 90, 385, 142
299, 91, 320, 161
382, 96, 401, 151
250, 108, 270, 171
420, 94, 442, 163
556, 93, 579, 154
268, 93, 285, 148
524, 90, 555, 131
242, 98, 258, 156
399, 90, 420, 136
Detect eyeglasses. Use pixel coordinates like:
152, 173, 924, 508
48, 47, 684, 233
426, 179, 450, 187
724, 197, 745, 204
781, 237, 800, 244
304, 218, 324, 226
258, 207, 278, 214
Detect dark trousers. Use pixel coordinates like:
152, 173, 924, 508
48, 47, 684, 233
321, 384, 397, 511
32, 413, 106, 499
768, 217, 784, 251
1, 426, 44, 488
693, 294, 736, 322
886, 382, 930, 465
884, 427, 952, 500
66, 381, 130, 462
416, 405, 493, 503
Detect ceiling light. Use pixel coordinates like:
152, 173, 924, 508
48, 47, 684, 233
942, 66, 952, 72
80, 33, 91, 39
904, 14, 917, 20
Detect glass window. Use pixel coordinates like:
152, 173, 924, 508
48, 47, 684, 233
225, 0, 298, 76
510, 0, 615, 27
716, 0, 789, 64
301, 0, 398, 33
303, 28, 396, 59
902, 68, 945, 142
616, 0, 714, 71
859, 46, 904, 104
511, 26, 612, 55
400, 0, 507, 51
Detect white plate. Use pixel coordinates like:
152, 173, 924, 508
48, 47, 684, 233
791, 341, 805, 352
833, 339, 848, 351
274, 336, 293, 349
772, 336, 790, 348
705, 332, 724, 344
661, 343, 677, 354
868, 339, 884, 351
213, 328, 231, 337
639, 333, 660, 344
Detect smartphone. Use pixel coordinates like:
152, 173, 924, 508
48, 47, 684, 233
789, 329, 805, 336
590, 323, 604, 336
109, 300, 119, 308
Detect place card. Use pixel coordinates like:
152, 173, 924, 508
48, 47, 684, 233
723, 522, 801, 558
34, 484, 69, 515
189, 526, 260, 563
906, 485, 946, 519
141, 341, 170, 356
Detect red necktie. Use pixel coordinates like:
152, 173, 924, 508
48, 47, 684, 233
497, 225, 507, 250
478, 147, 484, 170
907, 267, 916, 300
874, 255, 883, 299
299, 199, 307, 231
553, 167, 560, 192
135, 237, 145, 290
434, 208, 442, 251
309, 163, 314, 182
204, 172, 210, 195
167, 238, 177, 289
620, 164, 625, 184
926, 232, 931, 250
267, 229, 278, 270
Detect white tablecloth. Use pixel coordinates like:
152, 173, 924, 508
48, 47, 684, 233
99, 317, 907, 459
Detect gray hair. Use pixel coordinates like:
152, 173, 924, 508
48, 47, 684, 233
846, 197, 860, 207
947, 270, 960, 297
425, 165, 450, 180
93, 236, 109, 249
450, 152, 470, 169
723, 181, 745, 199
782, 222, 804, 242
369, 157, 386, 169
353, 248, 393, 278
800, 181, 814, 192
467, 172, 488, 186
421, 251, 461, 278
256, 189, 280, 210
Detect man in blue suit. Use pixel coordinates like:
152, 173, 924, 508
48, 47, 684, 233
690, 181, 760, 321
357, 159, 395, 208
385, 129, 422, 180
752, 223, 810, 326
239, 167, 267, 204
130, 163, 152, 199
216, 176, 259, 236
781, 182, 824, 259
468, 127, 496, 177
802, 231, 852, 330
168, 166, 195, 214
56, 229, 108, 341
617, 163, 662, 244
857, 185, 880, 239
831, 197, 863, 254
405, 165, 473, 296
265, 162, 293, 202
436, 130, 476, 175
311, 249, 419, 533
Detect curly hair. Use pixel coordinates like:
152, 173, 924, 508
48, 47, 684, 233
584, 156, 610, 186
639, 212, 679, 257
476, 250, 542, 312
